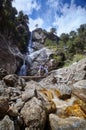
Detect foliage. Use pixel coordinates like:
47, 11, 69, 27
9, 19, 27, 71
0, 0, 29, 53
44, 38, 57, 50
72, 54, 86, 62
57, 24, 86, 66
50, 27, 57, 34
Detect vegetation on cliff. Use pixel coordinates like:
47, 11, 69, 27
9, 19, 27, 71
45, 24, 86, 67
0, 0, 29, 53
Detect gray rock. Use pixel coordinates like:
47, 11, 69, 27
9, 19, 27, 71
32, 28, 46, 44
3, 74, 26, 90
21, 89, 35, 102
21, 97, 46, 129
15, 98, 24, 111
3, 74, 18, 87
0, 115, 14, 130
0, 80, 9, 97
73, 80, 86, 89
49, 114, 86, 130
0, 34, 22, 74
29, 48, 53, 75
33, 41, 44, 50
0, 97, 9, 118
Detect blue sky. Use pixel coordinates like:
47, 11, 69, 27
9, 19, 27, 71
13, 0, 86, 36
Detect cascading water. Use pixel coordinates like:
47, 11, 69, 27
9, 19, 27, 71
17, 58, 27, 76
17, 31, 33, 76
28, 31, 34, 54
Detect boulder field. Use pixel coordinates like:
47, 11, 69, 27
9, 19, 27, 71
0, 58, 86, 130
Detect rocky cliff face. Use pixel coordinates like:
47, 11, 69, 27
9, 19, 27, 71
0, 34, 23, 74
32, 28, 47, 44
32, 28, 59, 44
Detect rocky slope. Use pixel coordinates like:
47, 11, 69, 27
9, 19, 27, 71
0, 58, 86, 130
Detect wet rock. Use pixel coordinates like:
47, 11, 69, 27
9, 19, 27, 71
21, 97, 46, 129
64, 104, 86, 119
49, 114, 86, 130
0, 97, 9, 118
0, 115, 14, 130
37, 90, 56, 113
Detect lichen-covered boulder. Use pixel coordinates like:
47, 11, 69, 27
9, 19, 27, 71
21, 97, 46, 129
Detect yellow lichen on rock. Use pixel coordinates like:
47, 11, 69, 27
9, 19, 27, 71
64, 104, 86, 119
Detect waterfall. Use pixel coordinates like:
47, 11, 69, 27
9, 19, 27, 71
17, 58, 27, 76
28, 31, 34, 54
17, 31, 34, 76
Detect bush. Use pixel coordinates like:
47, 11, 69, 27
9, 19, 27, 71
72, 54, 85, 62
44, 38, 57, 50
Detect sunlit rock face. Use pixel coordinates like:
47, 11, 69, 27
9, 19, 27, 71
32, 28, 47, 44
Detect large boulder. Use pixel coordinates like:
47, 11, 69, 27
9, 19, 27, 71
3, 74, 26, 89
21, 97, 46, 129
49, 114, 86, 130
29, 48, 54, 75
32, 28, 47, 44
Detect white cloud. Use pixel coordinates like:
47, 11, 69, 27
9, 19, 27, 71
29, 17, 44, 31
12, 0, 41, 15
53, 1, 86, 36
12, 0, 86, 36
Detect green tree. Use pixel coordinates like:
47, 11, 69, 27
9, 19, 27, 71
60, 33, 69, 44
50, 28, 57, 34
69, 31, 77, 39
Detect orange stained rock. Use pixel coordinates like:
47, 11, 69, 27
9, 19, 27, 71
39, 88, 56, 113
51, 88, 61, 97
64, 104, 86, 119
40, 89, 53, 100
